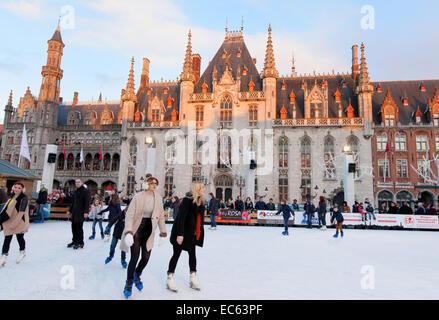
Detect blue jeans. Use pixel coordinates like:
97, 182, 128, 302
367, 211, 376, 221
109, 236, 126, 260
210, 214, 217, 227
283, 216, 289, 232
36, 204, 45, 221
307, 213, 313, 226
92, 218, 103, 235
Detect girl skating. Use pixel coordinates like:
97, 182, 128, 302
89, 198, 104, 240
104, 207, 127, 268
167, 183, 205, 292
276, 199, 295, 236
330, 203, 344, 238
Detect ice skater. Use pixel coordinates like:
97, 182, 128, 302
0, 182, 30, 267
104, 206, 127, 268
119, 176, 167, 299
330, 203, 344, 238
276, 199, 295, 236
100, 193, 121, 234
89, 198, 104, 240
166, 183, 205, 292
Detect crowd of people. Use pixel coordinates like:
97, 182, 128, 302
2, 177, 439, 298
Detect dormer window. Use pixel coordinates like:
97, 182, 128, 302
237, 50, 241, 57
152, 108, 160, 122
310, 103, 323, 118
281, 83, 286, 90
416, 115, 421, 124
385, 114, 395, 126
402, 98, 408, 106
433, 114, 439, 126
376, 85, 382, 92
243, 67, 247, 76
164, 88, 168, 94
420, 84, 426, 92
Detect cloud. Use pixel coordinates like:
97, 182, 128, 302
0, 0, 43, 20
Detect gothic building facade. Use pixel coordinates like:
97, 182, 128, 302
2, 24, 439, 207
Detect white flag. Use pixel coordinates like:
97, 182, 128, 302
80, 147, 84, 163
20, 124, 31, 163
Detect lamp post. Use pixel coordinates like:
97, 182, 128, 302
235, 175, 245, 197
342, 145, 355, 208
145, 136, 156, 176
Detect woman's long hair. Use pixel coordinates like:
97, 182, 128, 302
191, 183, 205, 207
110, 193, 120, 206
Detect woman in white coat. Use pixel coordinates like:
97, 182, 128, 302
120, 176, 167, 298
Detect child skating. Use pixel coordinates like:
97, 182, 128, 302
330, 203, 344, 238
89, 198, 104, 240
276, 199, 295, 236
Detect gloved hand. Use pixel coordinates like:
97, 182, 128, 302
125, 233, 134, 247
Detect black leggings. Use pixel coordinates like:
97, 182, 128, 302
2, 234, 25, 255
127, 218, 152, 281
168, 242, 197, 273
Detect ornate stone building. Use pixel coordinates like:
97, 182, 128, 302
2, 23, 438, 206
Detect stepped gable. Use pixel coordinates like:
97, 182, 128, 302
371, 79, 439, 125
57, 101, 122, 125
194, 35, 262, 93
137, 82, 180, 121
276, 75, 358, 119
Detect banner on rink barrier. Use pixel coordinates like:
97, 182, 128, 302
256, 211, 439, 229
216, 209, 252, 224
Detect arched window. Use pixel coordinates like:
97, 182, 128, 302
103, 133, 111, 145
217, 134, 232, 168
279, 135, 288, 168
195, 106, 204, 128
57, 153, 65, 170
378, 190, 394, 210
69, 133, 75, 145
377, 133, 387, 152
66, 153, 74, 170
86, 133, 93, 145
111, 154, 120, 171
93, 154, 100, 170
84, 153, 92, 170
300, 137, 311, 169
324, 136, 335, 178
77, 133, 84, 145
396, 191, 413, 208
103, 154, 111, 170
220, 95, 233, 127
129, 140, 137, 167
27, 131, 34, 145
7, 131, 14, 145
112, 133, 120, 145
95, 133, 102, 145
249, 105, 257, 127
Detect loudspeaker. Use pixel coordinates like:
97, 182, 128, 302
250, 159, 257, 170
348, 163, 356, 173
47, 153, 56, 163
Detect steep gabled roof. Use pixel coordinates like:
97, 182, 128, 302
194, 36, 262, 93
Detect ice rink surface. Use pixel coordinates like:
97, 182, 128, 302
0, 221, 438, 300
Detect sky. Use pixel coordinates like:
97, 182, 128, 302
0, 0, 438, 122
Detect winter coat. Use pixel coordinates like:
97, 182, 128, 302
170, 201, 181, 220
398, 204, 413, 215
428, 207, 437, 215
365, 202, 374, 213
291, 203, 299, 211
244, 201, 254, 211
266, 202, 276, 211
388, 206, 398, 215
317, 201, 327, 215
100, 202, 122, 221
330, 207, 344, 223
234, 200, 244, 212
90, 205, 103, 220
36, 190, 48, 205
415, 206, 426, 215
170, 196, 205, 251
120, 190, 166, 252
107, 210, 125, 240
68, 185, 91, 223
255, 201, 266, 210
207, 198, 219, 216
276, 204, 295, 219
305, 201, 315, 215
2, 193, 29, 236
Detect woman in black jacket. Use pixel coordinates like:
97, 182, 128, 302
317, 196, 327, 230
244, 197, 254, 212
99, 194, 122, 230
104, 208, 127, 268
167, 183, 205, 292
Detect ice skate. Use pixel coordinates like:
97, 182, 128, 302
133, 272, 143, 291
341, 231, 344, 238
121, 258, 127, 269
321, 226, 327, 230
189, 272, 201, 291
0, 254, 7, 268
333, 233, 339, 238
101, 233, 105, 240
123, 279, 133, 299
166, 273, 178, 292
16, 251, 26, 264
282, 231, 286, 236
88, 234, 95, 240
105, 256, 113, 264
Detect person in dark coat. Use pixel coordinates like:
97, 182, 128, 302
388, 202, 398, 214
99, 193, 122, 230
317, 196, 327, 229
428, 204, 437, 215
266, 198, 276, 211
415, 202, 427, 215
330, 203, 344, 238
207, 193, 219, 230
244, 197, 254, 212
66, 179, 91, 249
304, 195, 315, 228
276, 199, 295, 235
226, 198, 234, 209
255, 197, 266, 211
35, 185, 48, 223
170, 196, 181, 220
104, 207, 127, 268
167, 183, 205, 292
234, 196, 244, 212
398, 202, 413, 215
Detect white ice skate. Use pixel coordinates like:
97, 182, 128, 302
189, 272, 201, 291
321, 226, 327, 230
0, 254, 7, 268
16, 251, 26, 264
166, 273, 178, 292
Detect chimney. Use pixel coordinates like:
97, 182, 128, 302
192, 54, 201, 83
352, 44, 359, 82
139, 58, 150, 93
73, 92, 78, 105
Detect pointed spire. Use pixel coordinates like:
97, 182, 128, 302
122, 57, 137, 102
98, 92, 102, 103
359, 43, 370, 85
181, 30, 195, 82
50, 20, 64, 44
291, 52, 297, 77
262, 24, 278, 79
7, 90, 12, 106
